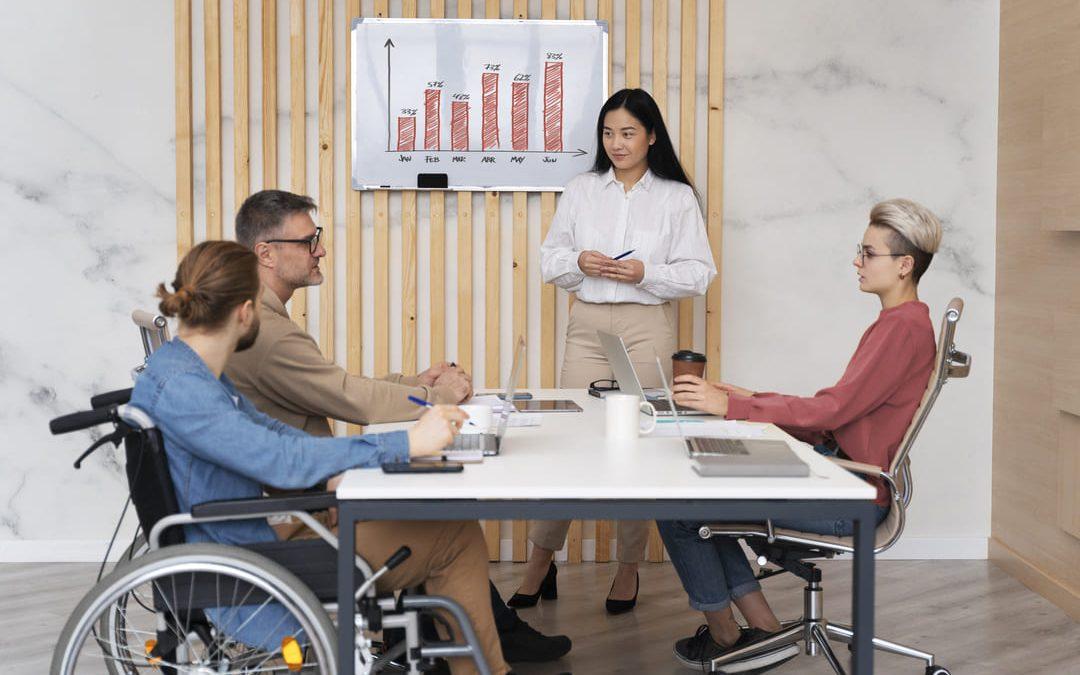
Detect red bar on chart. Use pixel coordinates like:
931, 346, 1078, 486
543, 61, 564, 152
397, 116, 416, 151
511, 81, 529, 151
424, 89, 441, 151
451, 101, 469, 152
481, 72, 499, 150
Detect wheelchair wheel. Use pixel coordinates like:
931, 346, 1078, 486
52, 543, 337, 674
97, 533, 149, 675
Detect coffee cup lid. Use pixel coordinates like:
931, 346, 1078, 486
672, 350, 707, 362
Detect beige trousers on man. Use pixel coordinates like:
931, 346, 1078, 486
285, 518, 508, 675
528, 300, 677, 563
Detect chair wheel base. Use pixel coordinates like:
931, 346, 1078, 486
926, 667, 950, 675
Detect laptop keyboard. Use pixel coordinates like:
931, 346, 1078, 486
688, 437, 750, 456
450, 434, 486, 450
653, 399, 696, 413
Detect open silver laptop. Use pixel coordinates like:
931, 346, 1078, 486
597, 330, 710, 416
443, 337, 525, 456
654, 356, 809, 477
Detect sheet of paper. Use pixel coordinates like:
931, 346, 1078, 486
644, 420, 766, 439
469, 394, 513, 412
505, 414, 542, 427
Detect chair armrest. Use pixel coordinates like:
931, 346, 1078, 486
828, 456, 886, 478
191, 491, 336, 519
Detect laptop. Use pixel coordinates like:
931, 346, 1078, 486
442, 337, 526, 457
653, 356, 809, 477
597, 330, 711, 416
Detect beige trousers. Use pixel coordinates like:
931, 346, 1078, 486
529, 300, 677, 563
285, 517, 508, 675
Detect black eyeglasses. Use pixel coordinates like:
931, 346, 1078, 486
265, 226, 322, 254
855, 244, 906, 264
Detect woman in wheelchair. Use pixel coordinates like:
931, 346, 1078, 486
658, 198, 943, 669
126, 240, 509, 674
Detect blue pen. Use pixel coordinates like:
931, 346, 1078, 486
408, 395, 478, 426
613, 249, 635, 261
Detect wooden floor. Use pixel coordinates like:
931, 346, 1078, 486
3, 559, 1078, 673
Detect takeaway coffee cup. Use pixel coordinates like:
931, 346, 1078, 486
672, 350, 707, 379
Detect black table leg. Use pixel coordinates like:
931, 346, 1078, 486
851, 501, 876, 674
338, 504, 357, 675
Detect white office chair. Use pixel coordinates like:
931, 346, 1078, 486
698, 298, 970, 675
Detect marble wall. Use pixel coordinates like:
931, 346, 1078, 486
0, 0, 998, 560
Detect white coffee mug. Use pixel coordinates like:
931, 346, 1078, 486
458, 404, 493, 434
605, 393, 657, 439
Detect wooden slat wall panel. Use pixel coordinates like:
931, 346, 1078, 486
560, 0, 585, 565
401, 0, 418, 375
625, 0, 641, 88
676, 0, 696, 350
318, 0, 335, 360
205, 0, 223, 239
262, 0, 277, 188
430, 0, 447, 364
234, 0, 250, 207
599, 0, 614, 94
456, 0, 473, 376
346, 0, 362, 435
706, 1, 724, 382
652, 0, 668, 115
645, 0, 670, 564
176, 0, 194, 257
176, 0, 726, 565
483, 0, 502, 562
289, 0, 307, 327
511, 0, 530, 564
402, 189, 418, 373
374, 0, 390, 376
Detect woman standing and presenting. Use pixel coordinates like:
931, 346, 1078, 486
508, 89, 716, 614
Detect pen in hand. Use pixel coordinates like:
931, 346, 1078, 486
612, 249, 635, 261
407, 395, 477, 427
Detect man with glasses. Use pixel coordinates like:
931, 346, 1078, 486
226, 190, 572, 667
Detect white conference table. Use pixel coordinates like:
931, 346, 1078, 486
335, 389, 879, 673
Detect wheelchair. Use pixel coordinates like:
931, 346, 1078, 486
48, 392, 491, 674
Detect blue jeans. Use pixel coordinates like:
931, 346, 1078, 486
659, 444, 890, 612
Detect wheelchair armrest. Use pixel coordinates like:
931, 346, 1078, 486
191, 491, 337, 519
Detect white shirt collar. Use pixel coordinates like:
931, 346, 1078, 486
602, 167, 656, 193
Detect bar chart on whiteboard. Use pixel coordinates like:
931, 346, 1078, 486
350, 18, 608, 191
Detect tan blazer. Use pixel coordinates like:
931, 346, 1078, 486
225, 289, 455, 436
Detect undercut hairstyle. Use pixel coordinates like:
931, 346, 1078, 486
235, 189, 317, 250
869, 198, 943, 283
157, 241, 260, 329
591, 88, 694, 190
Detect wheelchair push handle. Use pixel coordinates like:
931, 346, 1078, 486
50, 407, 116, 435
90, 387, 132, 409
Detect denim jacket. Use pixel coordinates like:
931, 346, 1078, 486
130, 338, 409, 547
129, 338, 409, 652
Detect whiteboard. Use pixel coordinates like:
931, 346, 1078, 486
350, 19, 608, 192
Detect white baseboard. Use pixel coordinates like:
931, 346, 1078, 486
865, 536, 987, 560
2, 536, 988, 563
1, 540, 132, 563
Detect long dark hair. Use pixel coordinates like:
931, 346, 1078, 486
591, 88, 693, 190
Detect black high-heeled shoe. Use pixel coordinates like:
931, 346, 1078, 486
507, 561, 558, 608
605, 572, 639, 615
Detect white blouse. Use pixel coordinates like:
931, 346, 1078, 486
540, 169, 717, 305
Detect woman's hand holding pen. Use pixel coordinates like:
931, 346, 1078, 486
578, 250, 645, 283
578, 250, 615, 277
602, 258, 645, 284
